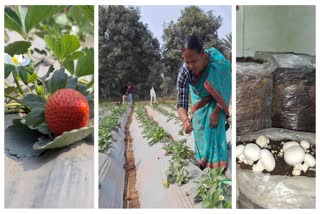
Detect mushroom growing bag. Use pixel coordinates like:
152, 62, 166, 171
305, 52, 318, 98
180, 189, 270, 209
236, 58, 274, 136
236, 128, 315, 208
271, 54, 315, 132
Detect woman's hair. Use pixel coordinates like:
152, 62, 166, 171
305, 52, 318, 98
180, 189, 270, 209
183, 35, 204, 53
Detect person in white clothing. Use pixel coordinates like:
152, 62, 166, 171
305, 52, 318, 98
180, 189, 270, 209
150, 87, 157, 105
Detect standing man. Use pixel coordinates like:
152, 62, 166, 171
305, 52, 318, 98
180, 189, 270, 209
127, 82, 134, 107
150, 87, 157, 105
120, 85, 128, 105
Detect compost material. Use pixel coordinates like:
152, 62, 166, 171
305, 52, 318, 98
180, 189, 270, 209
272, 54, 315, 132
236, 57, 274, 136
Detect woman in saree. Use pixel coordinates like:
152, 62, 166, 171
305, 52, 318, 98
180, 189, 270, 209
176, 35, 231, 170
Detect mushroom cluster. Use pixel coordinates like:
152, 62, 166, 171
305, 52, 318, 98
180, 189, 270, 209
283, 140, 316, 176
237, 135, 276, 172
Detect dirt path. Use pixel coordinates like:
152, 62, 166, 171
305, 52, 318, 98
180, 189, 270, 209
123, 109, 140, 208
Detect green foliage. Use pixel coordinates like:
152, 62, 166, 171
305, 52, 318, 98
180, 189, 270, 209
99, 6, 163, 100
25, 6, 65, 35
166, 159, 190, 186
194, 167, 232, 208
75, 47, 94, 77
5, 41, 31, 56
136, 106, 169, 145
99, 105, 129, 153
5, 6, 65, 39
152, 104, 179, 123
4, 5, 95, 150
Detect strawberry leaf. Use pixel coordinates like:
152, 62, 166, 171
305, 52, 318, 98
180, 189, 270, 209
5, 40, 31, 56
48, 67, 68, 94
24, 108, 45, 126
20, 94, 46, 109
33, 126, 94, 150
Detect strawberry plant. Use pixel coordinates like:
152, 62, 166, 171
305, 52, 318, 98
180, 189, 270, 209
4, 5, 94, 151
152, 104, 179, 123
99, 104, 129, 153
194, 167, 232, 208
136, 106, 169, 145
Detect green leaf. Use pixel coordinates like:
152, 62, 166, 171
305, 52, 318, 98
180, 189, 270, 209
48, 68, 68, 94
28, 72, 38, 83
63, 61, 74, 74
202, 199, 212, 208
33, 126, 94, 150
63, 51, 85, 62
24, 108, 45, 126
4, 7, 23, 35
75, 47, 94, 77
24, 6, 65, 34
5, 63, 33, 80
45, 34, 81, 62
5, 86, 17, 95
17, 64, 35, 85
79, 6, 94, 24
20, 94, 46, 109
66, 77, 78, 89
5, 41, 31, 56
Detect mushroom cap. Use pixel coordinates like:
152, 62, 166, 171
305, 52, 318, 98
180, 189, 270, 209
283, 141, 299, 152
260, 149, 276, 172
236, 144, 245, 157
284, 145, 305, 165
300, 140, 310, 149
244, 143, 261, 161
256, 135, 270, 148
304, 154, 316, 167
252, 160, 264, 172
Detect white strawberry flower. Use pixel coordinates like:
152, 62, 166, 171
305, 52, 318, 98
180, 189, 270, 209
4, 53, 31, 66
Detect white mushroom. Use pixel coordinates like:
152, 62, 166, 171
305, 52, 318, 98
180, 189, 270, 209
284, 145, 305, 165
304, 154, 316, 168
243, 159, 254, 165
292, 168, 301, 176
256, 135, 270, 148
252, 160, 264, 172
260, 149, 276, 172
300, 140, 310, 150
236, 145, 245, 158
238, 153, 246, 162
243, 143, 261, 162
283, 141, 299, 152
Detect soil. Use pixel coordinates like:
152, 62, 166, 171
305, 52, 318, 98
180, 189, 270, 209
236, 140, 316, 177
123, 109, 140, 208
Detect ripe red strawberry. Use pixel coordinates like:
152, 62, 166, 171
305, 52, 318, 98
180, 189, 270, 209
45, 88, 90, 136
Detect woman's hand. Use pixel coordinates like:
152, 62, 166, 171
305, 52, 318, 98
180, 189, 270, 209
183, 118, 193, 134
210, 106, 221, 127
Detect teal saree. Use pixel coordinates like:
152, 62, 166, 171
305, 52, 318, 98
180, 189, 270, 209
190, 48, 231, 169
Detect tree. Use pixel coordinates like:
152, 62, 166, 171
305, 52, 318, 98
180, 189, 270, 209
162, 6, 224, 97
99, 6, 162, 101
222, 33, 232, 61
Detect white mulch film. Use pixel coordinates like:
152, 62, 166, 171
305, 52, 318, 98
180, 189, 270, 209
99, 108, 131, 208
99, 104, 232, 208
5, 116, 94, 208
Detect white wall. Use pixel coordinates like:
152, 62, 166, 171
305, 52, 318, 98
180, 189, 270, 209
236, 6, 315, 57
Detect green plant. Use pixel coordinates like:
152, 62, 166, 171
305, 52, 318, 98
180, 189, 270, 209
194, 167, 231, 208
4, 5, 94, 150
136, 106, 169, 145
99, 104, 129, 153
166, 159, 190, 186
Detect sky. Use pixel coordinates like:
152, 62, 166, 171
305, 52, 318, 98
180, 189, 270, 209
139, 5, 231, 47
